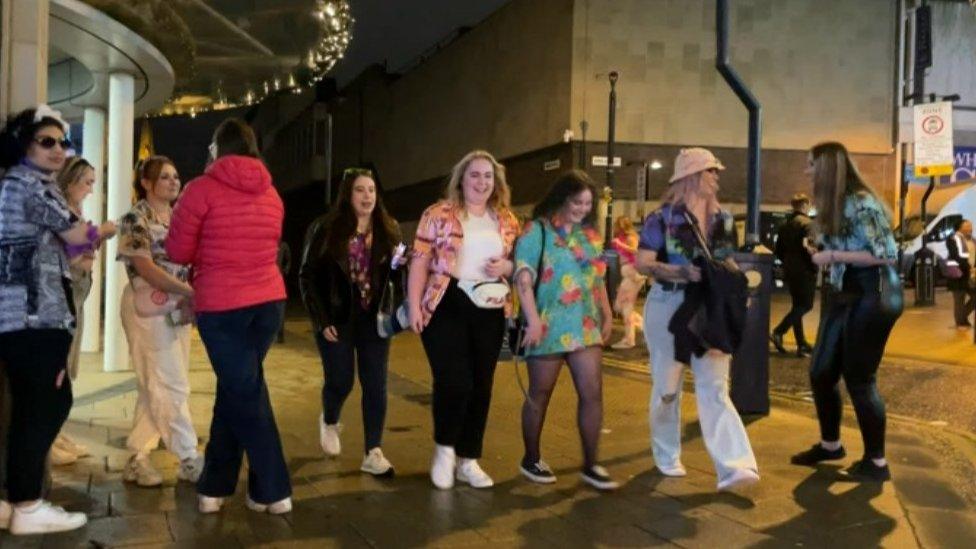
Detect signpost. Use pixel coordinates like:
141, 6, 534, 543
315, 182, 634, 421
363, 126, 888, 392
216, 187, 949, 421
913, 101, 954, 178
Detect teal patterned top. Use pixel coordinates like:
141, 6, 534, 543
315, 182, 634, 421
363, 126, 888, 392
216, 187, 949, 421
820, 192, 897, 290
514, 220, 607, 357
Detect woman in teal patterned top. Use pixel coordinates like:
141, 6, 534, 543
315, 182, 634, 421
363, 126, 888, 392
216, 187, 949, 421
513, 170, 617, 490
790, 142, 902, 483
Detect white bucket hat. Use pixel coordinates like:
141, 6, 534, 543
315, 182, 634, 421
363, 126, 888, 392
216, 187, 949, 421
669, 147, 725, 183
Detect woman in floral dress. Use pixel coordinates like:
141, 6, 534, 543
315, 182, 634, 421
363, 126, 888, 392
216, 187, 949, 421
514, 170, 617, 490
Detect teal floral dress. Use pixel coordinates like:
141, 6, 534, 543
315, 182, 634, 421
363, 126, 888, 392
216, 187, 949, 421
514, 220, 607, 357
820, 192, 897, 290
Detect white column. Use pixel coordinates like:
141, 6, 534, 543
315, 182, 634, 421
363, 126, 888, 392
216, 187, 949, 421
103, 73, 134, 372
81, 107, 106, 353
0, 0, 49, 118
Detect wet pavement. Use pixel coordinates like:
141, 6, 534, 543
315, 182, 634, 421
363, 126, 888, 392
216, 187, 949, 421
2, 313, 976, 547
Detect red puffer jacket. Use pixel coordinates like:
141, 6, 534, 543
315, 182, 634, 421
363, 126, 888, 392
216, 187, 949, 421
166, 155, 286, 312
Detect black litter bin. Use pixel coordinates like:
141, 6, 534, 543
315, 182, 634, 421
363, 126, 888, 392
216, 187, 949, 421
730, 252, 773, 415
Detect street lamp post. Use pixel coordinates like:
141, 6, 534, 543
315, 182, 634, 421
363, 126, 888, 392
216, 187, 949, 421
603, 72, 621, 304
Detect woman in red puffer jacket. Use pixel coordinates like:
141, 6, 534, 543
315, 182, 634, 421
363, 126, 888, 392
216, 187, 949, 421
166, 118, 291, 515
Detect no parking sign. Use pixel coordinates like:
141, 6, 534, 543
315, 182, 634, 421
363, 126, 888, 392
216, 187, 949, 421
913, 101, 954, 178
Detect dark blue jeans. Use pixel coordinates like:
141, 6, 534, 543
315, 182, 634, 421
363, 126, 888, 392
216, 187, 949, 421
196, 300, 291, 504
313, 304, 390, 453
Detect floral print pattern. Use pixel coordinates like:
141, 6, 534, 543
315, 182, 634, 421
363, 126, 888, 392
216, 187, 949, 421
117, 200, 189, 283
348, 232, 372, 309
514, 220, 606, 356
820, 192, 897, 290
638, 203, 737, 265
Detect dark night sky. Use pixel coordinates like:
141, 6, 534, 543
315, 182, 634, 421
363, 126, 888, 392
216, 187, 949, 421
331, 0, 512, 85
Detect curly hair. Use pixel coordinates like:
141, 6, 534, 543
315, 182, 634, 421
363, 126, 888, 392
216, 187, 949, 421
0, 108, 67, 169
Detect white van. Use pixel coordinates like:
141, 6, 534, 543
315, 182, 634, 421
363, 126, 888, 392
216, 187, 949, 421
899, 183, 976, 277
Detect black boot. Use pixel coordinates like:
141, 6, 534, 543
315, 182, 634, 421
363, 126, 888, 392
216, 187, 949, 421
769, 332, 787, 354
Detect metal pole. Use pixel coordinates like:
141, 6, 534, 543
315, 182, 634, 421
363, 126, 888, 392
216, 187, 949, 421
604, 72, 618, 248
578, 120, 588, 169
716, 0, 762, 248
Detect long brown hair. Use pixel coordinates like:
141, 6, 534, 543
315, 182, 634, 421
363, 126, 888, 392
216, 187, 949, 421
810, 142, 890, 237
133, 155, 175, 202
323, 169, 399, 260
444, 150, 511, 213
531, 169, 599, 227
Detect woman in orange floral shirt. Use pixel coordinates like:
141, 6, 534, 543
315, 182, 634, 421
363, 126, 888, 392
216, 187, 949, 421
407, 150, 519, 490
513, 170, 617, 490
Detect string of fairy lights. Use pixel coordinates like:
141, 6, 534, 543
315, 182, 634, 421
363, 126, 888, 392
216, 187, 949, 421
153, 0, 353, 118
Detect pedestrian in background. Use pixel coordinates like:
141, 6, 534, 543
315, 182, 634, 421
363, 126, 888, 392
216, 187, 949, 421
117, 156, 201, 488
407, 150, 519, 490
609, 215, 646, 349
790, 141, 901, 482
771, 193, 817, 357
0, 105, 115, 534
514, 170, 618, 490
636, 147, 760, 492
299, 167, 403, 476
946, 219, 974, 328
167, 118, 291, 514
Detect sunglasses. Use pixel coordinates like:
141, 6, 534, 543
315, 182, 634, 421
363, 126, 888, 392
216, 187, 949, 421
343, 167, 374, 178
34, 136, 72, 150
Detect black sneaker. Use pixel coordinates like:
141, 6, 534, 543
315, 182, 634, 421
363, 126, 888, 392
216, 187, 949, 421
841, 459, 891, 482
769, 332, 787, 354
580, 465, 619, 491
519, 460, 557, 484
790, 443, 846, 465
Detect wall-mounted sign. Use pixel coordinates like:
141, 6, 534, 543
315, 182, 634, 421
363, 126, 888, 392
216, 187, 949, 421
543, 159, 561, 172
913, 101, 954, 177
591, 155, 622, 167
955, 147, 976, 182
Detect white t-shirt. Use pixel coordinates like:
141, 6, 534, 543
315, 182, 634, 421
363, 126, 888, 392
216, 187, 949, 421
454, 212, 504, 281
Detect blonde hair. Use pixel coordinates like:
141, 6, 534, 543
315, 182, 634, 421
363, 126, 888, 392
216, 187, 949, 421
613, 215, 634, 235
444, 150, 511, 212
810, 141, 889, 237
56, 156, 94, 209
661, 172, 721, 230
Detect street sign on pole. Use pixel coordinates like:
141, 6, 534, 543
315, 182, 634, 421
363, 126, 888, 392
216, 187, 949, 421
913, 101, 954, 178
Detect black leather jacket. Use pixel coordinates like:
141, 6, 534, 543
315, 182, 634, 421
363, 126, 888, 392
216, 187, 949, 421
299, 215, 403, 332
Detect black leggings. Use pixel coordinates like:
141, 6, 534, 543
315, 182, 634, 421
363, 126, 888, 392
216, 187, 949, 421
420, 280, 505, 459
774, 270, 816, 346
809, 267, 900, 459
0, 329, 73, 503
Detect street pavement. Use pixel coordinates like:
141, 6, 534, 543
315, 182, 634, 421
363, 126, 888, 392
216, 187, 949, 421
1, 314, 976, 547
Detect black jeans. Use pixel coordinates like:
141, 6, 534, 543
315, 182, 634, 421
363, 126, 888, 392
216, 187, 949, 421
0, 329, 72, 503
313, 303, 390, 452
195, 300, 291, 504
774, 269, 816, 346
420, 280, 505, 459
951, 289, 974, 326
809, 267, 900, 459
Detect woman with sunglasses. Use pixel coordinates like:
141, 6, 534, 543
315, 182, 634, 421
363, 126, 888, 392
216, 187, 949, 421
0, 105, 115, 535
299, 168, 403, 476
408, 150, 520, 490
636, 148, 759, 492
167, 118, 290, 515
116, 156, 201, 488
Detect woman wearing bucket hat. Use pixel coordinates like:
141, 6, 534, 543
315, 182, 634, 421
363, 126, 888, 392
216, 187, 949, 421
636, 147, 760, 492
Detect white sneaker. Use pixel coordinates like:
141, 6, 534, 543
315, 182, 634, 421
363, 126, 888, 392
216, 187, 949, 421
123, 455, 163, 487
9, 501, 87, 535
430, 445, 456, 489
49, 444, 78, 466
54, 433, 89, 458
611, 339, 636, 350
657, 462, 688, 477
178, 456, 205, 483
717, 468, 760, 492
246, 496, 292, 515
0, 500, 11, 530
319, 415, 341, 457
456, 458, 494, 488
198, 495, 223, 514
360, 448, 394, 476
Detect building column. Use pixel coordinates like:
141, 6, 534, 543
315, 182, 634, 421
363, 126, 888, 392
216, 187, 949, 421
103, 72, 134, 372
81, 107, 106, 353
0, 0, 48, 119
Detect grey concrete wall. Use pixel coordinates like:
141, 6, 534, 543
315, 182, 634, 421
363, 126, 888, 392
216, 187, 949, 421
331, 0, 575, 191
570, 0, 899, 154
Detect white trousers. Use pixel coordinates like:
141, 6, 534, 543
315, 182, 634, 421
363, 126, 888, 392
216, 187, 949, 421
643, 284, 758, 485
121, 283, 198, 460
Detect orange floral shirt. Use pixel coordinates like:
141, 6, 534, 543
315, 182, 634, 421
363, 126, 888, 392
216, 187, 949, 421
412, 200, 520, 320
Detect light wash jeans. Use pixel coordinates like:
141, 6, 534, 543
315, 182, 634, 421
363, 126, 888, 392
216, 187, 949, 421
643, 284, 758, 486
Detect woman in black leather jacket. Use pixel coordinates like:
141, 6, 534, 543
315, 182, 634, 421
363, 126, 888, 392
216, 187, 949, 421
299, 168, 403, 476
